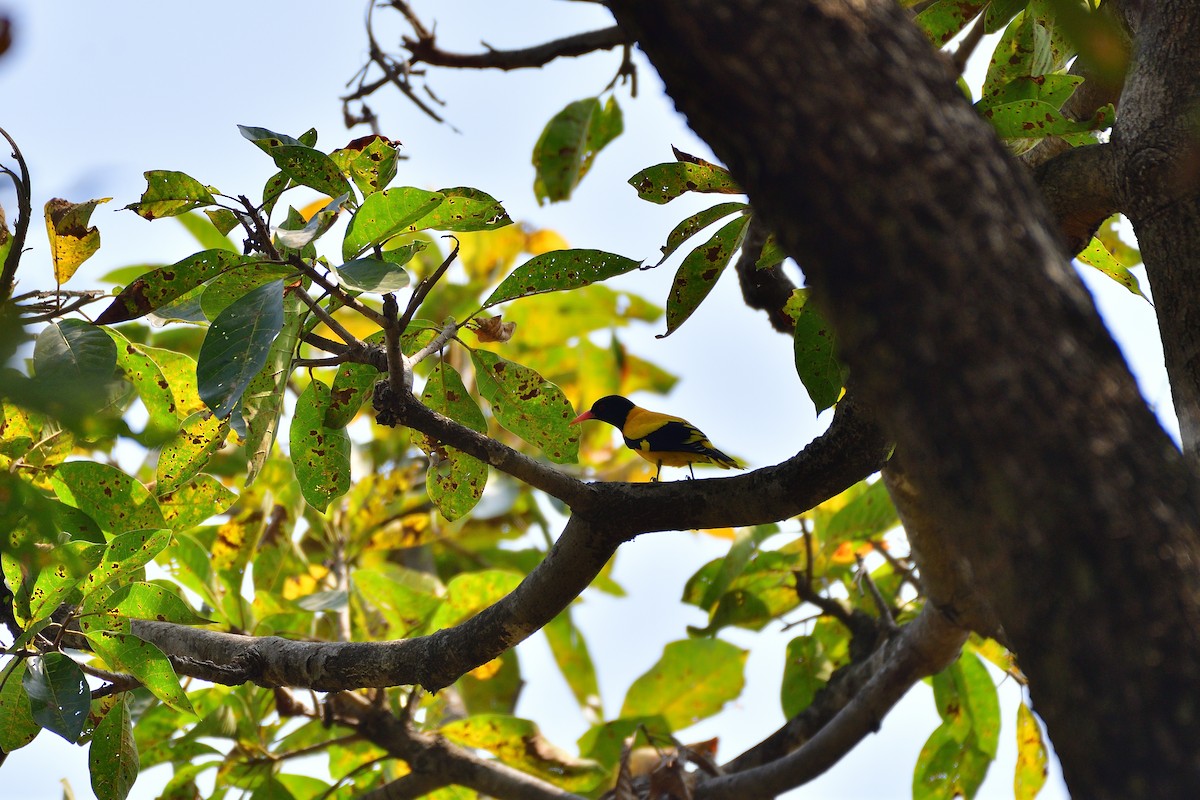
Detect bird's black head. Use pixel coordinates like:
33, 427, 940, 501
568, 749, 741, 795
572, 394, 634, 428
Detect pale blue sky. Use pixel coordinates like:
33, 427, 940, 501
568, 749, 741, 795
2, 2, 1169, 798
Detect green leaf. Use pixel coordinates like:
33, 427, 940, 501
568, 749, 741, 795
914, 652, 1001, 800
976, 73, 1083, 112
429, 570, 523, 631
124, 171, 216, 220
35, 319, 117, 385
45, 197, 111, 282
330, 134, 401, 196
545, 610, 602, 717
621, 639, 747, 730
95, 249, 253, 325
341, 187, 444, 261
199, 262, 296, 320
23, 653, 90, 742
792, 291, 846, 413
0, 660, 41, 752
197, 279, 285, 428
628, 161, 741, 205
104, 582, 210, 626
25, 540, 105, 621
982, 12, 1054, 104
157, 474, 237, 530
660, 215, 751, 338
289, 378, 351, 511
404, 187, 513, 233
469, 349, 579, 464
1076, 235, 1146, 297
780, 617, 851, 717
440, 715, 607, 793
483, 249, 641, 309
0, 209, 12, 269
336, 257, 411, 293
915, 0, 986, 46
243, 289, 303, 483
984, 0, 1029, 33
982, 99, 1114, 140
107, 329, 182, 437
156, 411, 230, 494
238, 124, 305, 150
657, 202, 748, 266
204, 208, 241, 238
823, 479, 898, 546
86, 630, 194, 715
80, 529, 173, 608
1014, 702, 1049, 799
416, 362, 488, 521
352, 566, 443, 639
323, 331, 384, 429
756, 233, 787, 269
533, 97, 623, 204
50, 461, 166, 535
269, 145, 355, 203
89, 696, 139, 800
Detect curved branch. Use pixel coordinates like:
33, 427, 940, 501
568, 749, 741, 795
133, 391, 887, 693
700, 606, 966, 798
734, 216, 797, 334
1032, 142, 1121, 255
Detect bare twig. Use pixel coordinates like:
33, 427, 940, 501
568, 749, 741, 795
0, 126, 32, 304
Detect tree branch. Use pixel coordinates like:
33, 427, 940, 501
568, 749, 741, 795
0, 126, 32, 305
702, 605, 966, 798
1032, 142, 1121, 255
734, 217, 796, 334
405, 25, 630, 72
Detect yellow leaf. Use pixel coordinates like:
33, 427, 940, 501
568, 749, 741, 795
44, 197, 111, 283
525, 227, 570, 255
468, 658, 503, 680
459, 226, 527, 282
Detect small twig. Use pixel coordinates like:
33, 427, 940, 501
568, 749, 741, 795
290, 255, 388, 328
855, 554, 898, 631
302, 331, 350, 355
294, 288, 363, 348
398, 236, 459, 333
0, 126, 33, 305
408, 318, 459, 366
793, 573, 856, 629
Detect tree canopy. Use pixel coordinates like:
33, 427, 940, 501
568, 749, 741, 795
2, 1, 1198, 799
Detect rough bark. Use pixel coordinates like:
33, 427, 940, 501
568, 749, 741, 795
608, 1, 1200, 796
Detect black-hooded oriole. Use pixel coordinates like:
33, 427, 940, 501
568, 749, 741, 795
571, 395, 739, 480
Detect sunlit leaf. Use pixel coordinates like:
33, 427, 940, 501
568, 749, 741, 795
914, 652, 1001, 799
1014, 702, 1049, 799
441, 715, 607, 792
620, 639, 747, 730
660, 215, 750, 337
628, 161, 741, 205
781, 617, 852, 717
483, 249, 641, 309
157, 474, 237, 531
417, 362, 487, 521
107, 329, 182, 438
470, 349, 579, 464
86, 630, 194, 715
243, 289, 303, 483
50, 461, 166, 535
103, 582, 210, 626
791, 291, 846, 413
534, 96, 623, 204
1076, 235, 1145, 297
404, 187, 513, 233
0, 660, 41, 752
657, 202, 748, 266
823, 479, 898, 546
95, 249, 254, 325
981, 99, 1114, 139
156, 411, 230, 494
45, 197, 111, 282
330, 134, 402, 196
545, 610, 602, 718
342, 187, 444, 261
124, 171, 215, 220
915, 0, 986, 46
89, 697, 139, 800
289, 378, 351, 511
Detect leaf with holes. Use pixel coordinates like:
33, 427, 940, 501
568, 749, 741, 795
792, 292, 846, 413
417, 362, 487, 521
483, 249, 641, 309
628, 161, 741, 205
470, 350, 578, 464
89, 696, 139, 800
45, 197, 111, 282
660, 215, 750, 337
290, 378, 351, 510
156, 411, 230, 494
656, 202, 748, 266
405, 187, 513, 233
95, 249, 253, 325
124, 171, 216, 220
342, 187, 444, 261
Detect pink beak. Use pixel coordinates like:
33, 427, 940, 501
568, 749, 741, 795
570, 410, 594, 425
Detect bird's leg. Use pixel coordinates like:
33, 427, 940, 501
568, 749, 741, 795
654, 461, 663, 482
687, 464, 696, 480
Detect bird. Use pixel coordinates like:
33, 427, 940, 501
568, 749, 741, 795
571, 395, 739, 481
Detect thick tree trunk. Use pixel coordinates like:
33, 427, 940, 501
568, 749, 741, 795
609, 1, 1200, 796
